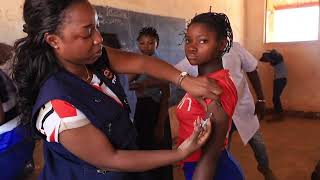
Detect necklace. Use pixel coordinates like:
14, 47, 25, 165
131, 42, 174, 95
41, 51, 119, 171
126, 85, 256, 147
84, 66, 91, 82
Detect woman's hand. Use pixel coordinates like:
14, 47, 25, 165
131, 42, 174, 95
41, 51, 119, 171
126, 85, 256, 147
177, 117, 212, 158
181, 76, 222, 101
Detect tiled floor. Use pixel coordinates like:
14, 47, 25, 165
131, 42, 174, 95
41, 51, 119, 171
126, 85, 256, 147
26, 115, 320, 180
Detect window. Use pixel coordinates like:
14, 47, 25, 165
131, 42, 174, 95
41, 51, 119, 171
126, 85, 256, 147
266, 0, 320, 43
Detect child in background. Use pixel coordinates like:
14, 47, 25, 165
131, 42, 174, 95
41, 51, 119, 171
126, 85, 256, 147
131, 27, 171, 150
260, 49, 287, 117
176, 12, 244, 180
130, 27, 172, 180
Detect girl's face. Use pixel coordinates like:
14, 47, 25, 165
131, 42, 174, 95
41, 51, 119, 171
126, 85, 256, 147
185, 23, 224, 66
48, 1, 103, 67
138, 35, 158, 56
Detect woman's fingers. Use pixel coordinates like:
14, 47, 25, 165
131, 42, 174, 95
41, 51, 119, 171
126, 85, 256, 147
181, 76, 222, 101
198, 117, 212, 145
191, 116, 212, 146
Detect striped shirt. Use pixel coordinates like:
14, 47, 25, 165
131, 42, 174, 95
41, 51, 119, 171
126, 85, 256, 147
36, 74, 122, 143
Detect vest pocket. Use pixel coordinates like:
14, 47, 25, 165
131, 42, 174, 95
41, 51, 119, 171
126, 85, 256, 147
83, 166, 129, 179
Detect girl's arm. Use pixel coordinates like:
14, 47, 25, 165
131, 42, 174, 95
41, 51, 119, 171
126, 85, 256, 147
106, 47, 222, 101
192, 100, 229, 180
59, 119, 211, 172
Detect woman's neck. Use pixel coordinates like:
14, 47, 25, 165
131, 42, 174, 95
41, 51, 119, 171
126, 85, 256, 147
198, 58, 224, 76
57, 57, 92, 82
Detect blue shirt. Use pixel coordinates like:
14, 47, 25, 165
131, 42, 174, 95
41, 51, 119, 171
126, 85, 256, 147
135, 51, 163, 102
118, 74, 137, 121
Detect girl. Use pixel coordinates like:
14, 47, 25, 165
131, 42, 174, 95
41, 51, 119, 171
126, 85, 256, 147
132, 27, 169, 150
12, 0, 218, 179
176, 12, 245, 180
136, 27, 160, 57
132, 26, 172, 180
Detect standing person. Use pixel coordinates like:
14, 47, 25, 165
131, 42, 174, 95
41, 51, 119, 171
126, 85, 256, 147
224, 42, 277, 180
13, 0, 218, 179
260, 49, 287, 117
176, 12, 244, 180
131, 26, 170, 148
0, 43, 34, 180
130, 26, 172, 180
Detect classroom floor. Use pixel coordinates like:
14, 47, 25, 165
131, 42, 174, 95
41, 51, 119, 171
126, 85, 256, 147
26, 115, 320, 180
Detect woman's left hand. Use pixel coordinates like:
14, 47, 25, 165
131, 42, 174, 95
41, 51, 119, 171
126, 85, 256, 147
181, 76, 222, 101
177, 117, 212, 158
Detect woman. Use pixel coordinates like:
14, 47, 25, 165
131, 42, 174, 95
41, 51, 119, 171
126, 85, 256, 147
13, 0, 220, 179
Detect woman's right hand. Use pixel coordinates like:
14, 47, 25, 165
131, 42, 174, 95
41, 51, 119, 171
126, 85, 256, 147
181, 76, 222, 101
177, 117, 212, 158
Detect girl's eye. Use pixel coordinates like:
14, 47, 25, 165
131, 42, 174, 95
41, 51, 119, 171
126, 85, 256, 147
199, 39, 208, 44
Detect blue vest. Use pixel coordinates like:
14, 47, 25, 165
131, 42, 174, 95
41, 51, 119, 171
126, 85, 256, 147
32, 50, 138, 180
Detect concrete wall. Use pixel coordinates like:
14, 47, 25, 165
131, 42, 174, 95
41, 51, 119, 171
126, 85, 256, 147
90, 0, 245, 43
0, 0, 245, 44
245, 0, 320, 112
0, 0, 24, 44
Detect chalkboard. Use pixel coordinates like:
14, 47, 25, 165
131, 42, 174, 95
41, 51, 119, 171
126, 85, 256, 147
95, 5, 186, 65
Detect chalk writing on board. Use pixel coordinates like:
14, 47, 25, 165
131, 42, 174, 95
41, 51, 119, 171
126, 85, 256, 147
95, 5, 186, 65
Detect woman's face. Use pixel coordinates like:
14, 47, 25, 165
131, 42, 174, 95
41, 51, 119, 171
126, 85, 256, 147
52, 1, 103, 67
137, 35, 157, 56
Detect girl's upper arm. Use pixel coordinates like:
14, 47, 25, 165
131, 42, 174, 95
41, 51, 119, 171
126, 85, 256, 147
207, 100, 229, 124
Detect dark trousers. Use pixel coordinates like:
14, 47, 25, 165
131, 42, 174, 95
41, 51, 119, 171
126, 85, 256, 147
273, 78, 287, 113
134, 97, 173, 180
